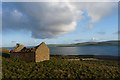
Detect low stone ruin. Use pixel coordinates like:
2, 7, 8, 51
10, 42, 50, 62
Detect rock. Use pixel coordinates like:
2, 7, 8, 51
12, 43, 25, 52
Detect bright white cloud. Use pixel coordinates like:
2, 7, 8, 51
3, 2, 116, 39
70, 2, 116, 28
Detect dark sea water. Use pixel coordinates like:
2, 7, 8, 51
3, 46, 119, 56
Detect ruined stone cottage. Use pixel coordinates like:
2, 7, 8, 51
10, 42, 50, 62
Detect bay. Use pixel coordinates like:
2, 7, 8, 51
49, 46, 119, 56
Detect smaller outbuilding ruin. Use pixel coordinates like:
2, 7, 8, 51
10, 42, 50, 62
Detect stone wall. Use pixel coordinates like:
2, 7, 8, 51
10, 52, 35, 62
35, 42, 50, 62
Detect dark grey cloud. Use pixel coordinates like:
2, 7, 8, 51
3, 2, 78, 39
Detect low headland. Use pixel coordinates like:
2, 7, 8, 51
48, 40, 120, 47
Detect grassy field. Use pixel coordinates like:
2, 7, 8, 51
2, 56, 120, 79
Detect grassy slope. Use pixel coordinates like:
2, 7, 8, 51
2, 56, 120, 79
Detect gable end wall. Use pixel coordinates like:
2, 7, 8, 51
35, 44, 49, 62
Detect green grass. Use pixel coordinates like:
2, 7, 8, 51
2, 56, 120, 79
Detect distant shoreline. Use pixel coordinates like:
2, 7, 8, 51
48, 40, 120, 47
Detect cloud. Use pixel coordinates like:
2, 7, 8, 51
97, 31, 106, 35
88, 37, 99, 42
3, 2, 80, 39
70, 2, 116, 28
74, 39, 84, 42
11, 41, 16, 43
2, 2, 115, 39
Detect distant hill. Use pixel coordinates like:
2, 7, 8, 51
74, 40, 120, 46
48, 40, 120, 47
0, 48, 10, 54
0, 48, 10, 58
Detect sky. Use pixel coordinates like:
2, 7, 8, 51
1, 1, 119, 47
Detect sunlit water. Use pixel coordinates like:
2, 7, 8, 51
49, 46, 119, 56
